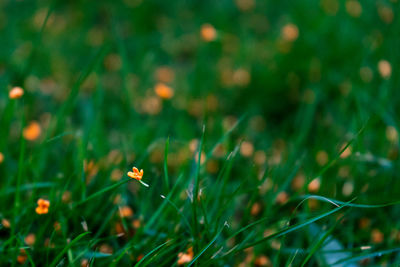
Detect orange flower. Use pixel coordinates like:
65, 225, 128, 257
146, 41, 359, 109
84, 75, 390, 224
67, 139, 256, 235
23, 121, 42, 141
127, 167, 143, 181
9, 86, 24, 99
1, 218, 10, 228
177, 247, 193, 265
35, 198, 50, 214
17, 249, 27, 264
155, 83, 174, 99
128, 167, 149, 187
201, 24, 217, 42
119, 206, 133, 217
281, 23, 299, 42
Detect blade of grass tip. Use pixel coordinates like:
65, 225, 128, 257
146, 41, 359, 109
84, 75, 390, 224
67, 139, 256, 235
287, 249, 300, 267
135, 239, 173, 267
212, 145, 241, 229
163, 137, 170, 193
192, 125, 205, 247
332, 247, 400, 266
74, 179, 131, 207
67, 248, 74, 266
188, 222, 228, 267
49, 232, 91, 267
223, 200, 352, 257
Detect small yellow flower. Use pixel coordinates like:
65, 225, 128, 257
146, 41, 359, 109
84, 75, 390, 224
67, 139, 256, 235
127, 167, 148, 187
127, 167, 143, 181
36, 198, 50, 214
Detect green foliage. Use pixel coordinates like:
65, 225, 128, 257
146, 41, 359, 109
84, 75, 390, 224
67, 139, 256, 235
0, 0, 399, 266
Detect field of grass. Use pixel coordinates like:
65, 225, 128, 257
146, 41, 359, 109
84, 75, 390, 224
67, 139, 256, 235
0, 0, 399, 266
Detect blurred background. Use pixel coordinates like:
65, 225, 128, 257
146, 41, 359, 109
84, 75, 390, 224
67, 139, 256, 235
0, 0, 399, 266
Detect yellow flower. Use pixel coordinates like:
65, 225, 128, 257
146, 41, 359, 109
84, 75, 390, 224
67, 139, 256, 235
127, 167, 143, 181
127, 167, 149, 187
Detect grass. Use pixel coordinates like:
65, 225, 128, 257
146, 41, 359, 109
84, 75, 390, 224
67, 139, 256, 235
0, 0, 400, 266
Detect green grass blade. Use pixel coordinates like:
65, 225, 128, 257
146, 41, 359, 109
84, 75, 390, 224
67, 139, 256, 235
297, 195, 400, 208
188, 223, 227, 267
191, 125, 205, 244
49, 232, 91, 267
301, 221, 340, 267
163, 137, 170, 192
222, 200, 352, 257
135, 240, 173, 267
331, 247, 400, 266
74, 179, 130, 207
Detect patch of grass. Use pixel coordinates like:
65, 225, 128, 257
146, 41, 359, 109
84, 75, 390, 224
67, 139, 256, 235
0, 0, 400, 266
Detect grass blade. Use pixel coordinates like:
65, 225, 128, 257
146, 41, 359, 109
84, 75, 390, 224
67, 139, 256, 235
49, 232, 91, 267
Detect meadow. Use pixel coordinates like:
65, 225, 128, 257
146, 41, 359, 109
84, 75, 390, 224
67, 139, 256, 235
0, 0, 399, 266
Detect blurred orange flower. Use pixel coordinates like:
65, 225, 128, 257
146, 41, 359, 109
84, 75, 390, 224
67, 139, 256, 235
378, 60, 391, 79
36, 198, 50, 214
119, 206, 134, 217
17, 249, 27, 264
23, 121, 42, 141
155, 83, 174, 99
201, 24, 217, 42
281, 23, 299, 42
9, 86, 24, 99
177, 247, 193, 265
